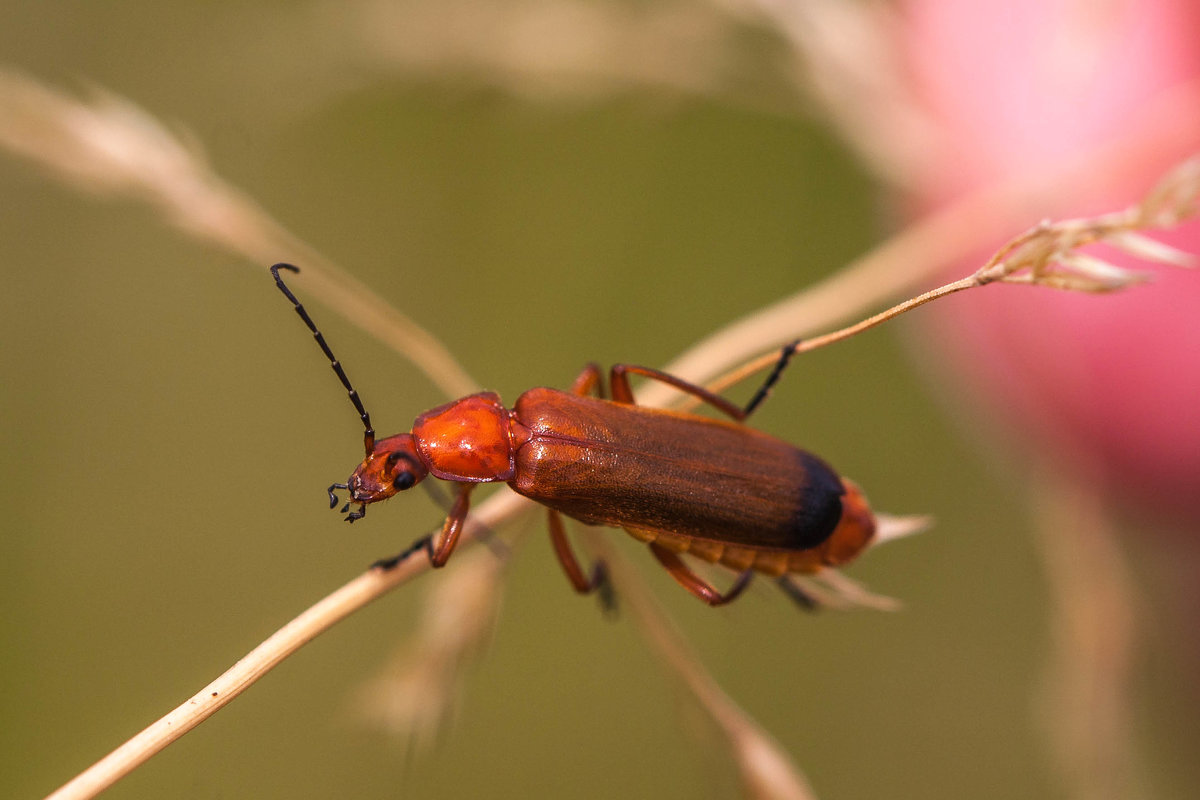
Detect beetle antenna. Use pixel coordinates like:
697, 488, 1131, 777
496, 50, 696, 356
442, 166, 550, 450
270, 263, 376, 453
742, 339, 801, 418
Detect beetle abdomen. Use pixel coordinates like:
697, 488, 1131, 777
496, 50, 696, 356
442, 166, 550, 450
626, 476, 875, 576
510, 389, 845, 551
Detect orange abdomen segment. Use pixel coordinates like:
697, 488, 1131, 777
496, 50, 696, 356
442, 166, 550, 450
626, 478, 876, 576
509, 388, 848, 553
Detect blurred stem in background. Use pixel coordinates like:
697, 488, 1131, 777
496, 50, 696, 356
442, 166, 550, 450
1033, 467, 1144, 800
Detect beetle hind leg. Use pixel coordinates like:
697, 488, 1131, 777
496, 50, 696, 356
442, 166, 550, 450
649, 543, 753, 606
775, 575, 819, 611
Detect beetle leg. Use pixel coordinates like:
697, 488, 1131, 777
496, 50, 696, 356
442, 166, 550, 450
610, 364, 746, 420
417, 480, 508, 558
371, 487, 505, 571
775, 575, 819, 611
547, 509, 612, 604
429, 483, 474, 567
568, 363, 605, 398
741, 339, 800, 418
371, 533, 435, 571
609, 340, 802, 421
649, 543, 754, 606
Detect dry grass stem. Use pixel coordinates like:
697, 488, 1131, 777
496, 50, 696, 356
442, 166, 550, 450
334, 0, 793, 114
591, 538, 819, 800
779, 512, 934, 612
0, 68, 477, 398
873, 512, 933, 547
339, 1, 1199, 204
974, 156, 1199, 289
352, 546, 508, 753
647, 141, 1188, 409
793, 570, 900, 613
341, 0, 930, 182
697, 153, 1200, 403
44, 491, 531, 800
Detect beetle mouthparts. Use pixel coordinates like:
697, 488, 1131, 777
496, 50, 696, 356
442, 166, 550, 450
327, 482, 366, 522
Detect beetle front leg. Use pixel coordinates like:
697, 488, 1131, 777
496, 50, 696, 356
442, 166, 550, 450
649, 543, 753, 606
429, 483, 474, 567
371, 535, 433, 571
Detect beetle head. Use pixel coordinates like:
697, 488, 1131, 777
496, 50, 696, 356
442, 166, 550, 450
328, 433, 429, 523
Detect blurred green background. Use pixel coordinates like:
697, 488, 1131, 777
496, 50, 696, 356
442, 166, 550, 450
1, 3, 1195, 799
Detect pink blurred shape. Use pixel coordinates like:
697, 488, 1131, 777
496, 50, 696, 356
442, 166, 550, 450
902, 0, 1200, 521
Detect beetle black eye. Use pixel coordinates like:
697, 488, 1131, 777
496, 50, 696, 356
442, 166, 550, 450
393, 471, 416, 491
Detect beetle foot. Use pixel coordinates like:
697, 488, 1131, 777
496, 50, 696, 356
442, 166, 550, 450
371, 534, 432, 571
592, 561, 619, 617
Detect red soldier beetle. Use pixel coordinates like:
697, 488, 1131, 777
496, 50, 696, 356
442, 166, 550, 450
270, 263, 876, 607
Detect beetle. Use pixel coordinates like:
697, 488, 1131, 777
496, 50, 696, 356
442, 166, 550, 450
270, 263, 876, 606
